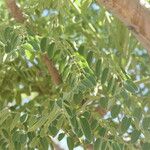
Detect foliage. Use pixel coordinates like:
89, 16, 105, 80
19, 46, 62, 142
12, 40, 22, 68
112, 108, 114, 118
0, 0, 150, 149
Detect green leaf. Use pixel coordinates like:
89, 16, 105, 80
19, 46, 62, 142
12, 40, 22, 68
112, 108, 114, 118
67, 136, 74, 150
20, 133, 27, 144
94, 138, 101, 150
22, 43, 33, 51
95, 59, 102, 78
133, 107, 142, 120
142, 117, 150, 130
0, 109, 10, 125
2, 129, 9, 139
40, 137, 49, 150
142, 142, 150, 150
5, 43, 12, 53
14, 142, 21, 150
111, 105, 121, 118
28, 114, 49, 132
85, 73, 96, 86
82, 77, 94, 88
80, 116, 92, 142
121, 117, 131, 133
112, 142, 122, 150
69, 116, 79, 134
101, 68, 109, 84
4, 27, 12, 40
86, 51, 93, 65
124, 79, 138, 94
40, 37, 48, 52
99, 97, 108, 108
107, 77, 113, 91
47, 42, 55, 58
10, 113, 20, 131
20, 113, 28, 123
58, 133, 65, 141
30, 137, 40, 148
101, 141, 108, 150
131, 130, 141, 143
0, 109, 9, 118
78, 45, 85, 55
44, 109, 60, 133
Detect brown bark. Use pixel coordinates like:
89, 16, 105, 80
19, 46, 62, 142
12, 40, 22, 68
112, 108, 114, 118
97, 0, 150, 54
42, 54, 61, 85
6, 0, 26, 23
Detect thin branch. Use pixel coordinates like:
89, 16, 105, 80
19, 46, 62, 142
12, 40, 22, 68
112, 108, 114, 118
5, 0, 26, 23
42, 54, 61, 85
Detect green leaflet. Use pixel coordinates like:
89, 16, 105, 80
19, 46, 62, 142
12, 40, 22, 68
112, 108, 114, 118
131, 130, 141, 143
20, 113, 28, 123
40, 37, 48, 52
30, 136, 40, 148
142, 117, 150, 130
58, 133, 65, 141
80, 116, 92, 142
43, 109, 60, 133
22, 43, 34, 51
101, 141, 108, 150
67, 136, 74, 150
5, 43, 11, 53
101, 67, 109, 84
133, 107, 142, 120
69, 116, 80, 135
0, 109, 9, 118
10, 113, 20, 131
86, 51, 93, 66
95, 59, 102, 78
112, 142, 123, 150
0, 109, 10, 125
2, 129, 9, 139
47, 42, 55, 58
94, 138, 101, 150
4, 27, 13, 40
85, 73, 96, 86
111, 105, 121, 118
99, 97, 108, 108
28, 114, 49, 132
124, 79, 138, 94
142, 142, 150, 150
40, 137, 49, 150
20, 133, 27, 144
78, 45, 85, 56
121, 117, 131, 133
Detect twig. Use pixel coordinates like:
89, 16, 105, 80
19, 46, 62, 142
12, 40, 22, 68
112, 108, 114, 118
42, 54, 61, 85
5, 0, 26, 23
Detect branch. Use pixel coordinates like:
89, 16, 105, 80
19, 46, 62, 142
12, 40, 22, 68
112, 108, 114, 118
97, 0, 150, 54
42, 54, 61, 85
5, 0, 62, 85
5, 0, 26, 23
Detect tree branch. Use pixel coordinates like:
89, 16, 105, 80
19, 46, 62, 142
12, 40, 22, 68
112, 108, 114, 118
97, 0, 150, 54
42, 54, 61, 85
5, 0, 62, 85
5, 0, 26, 23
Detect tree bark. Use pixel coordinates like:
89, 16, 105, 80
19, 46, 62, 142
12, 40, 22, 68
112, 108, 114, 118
97, 0, 150, 54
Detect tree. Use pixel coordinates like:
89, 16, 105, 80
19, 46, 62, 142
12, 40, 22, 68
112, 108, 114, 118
0, 0, 150, 150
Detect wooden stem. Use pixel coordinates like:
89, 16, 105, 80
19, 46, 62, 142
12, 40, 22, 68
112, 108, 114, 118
97, 0, 150, 54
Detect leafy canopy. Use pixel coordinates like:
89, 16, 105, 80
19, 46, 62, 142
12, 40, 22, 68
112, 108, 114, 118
0, 0, 150, 150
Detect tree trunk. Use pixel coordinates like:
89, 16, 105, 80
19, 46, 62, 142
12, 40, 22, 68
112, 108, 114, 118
97, 0, 150, 54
